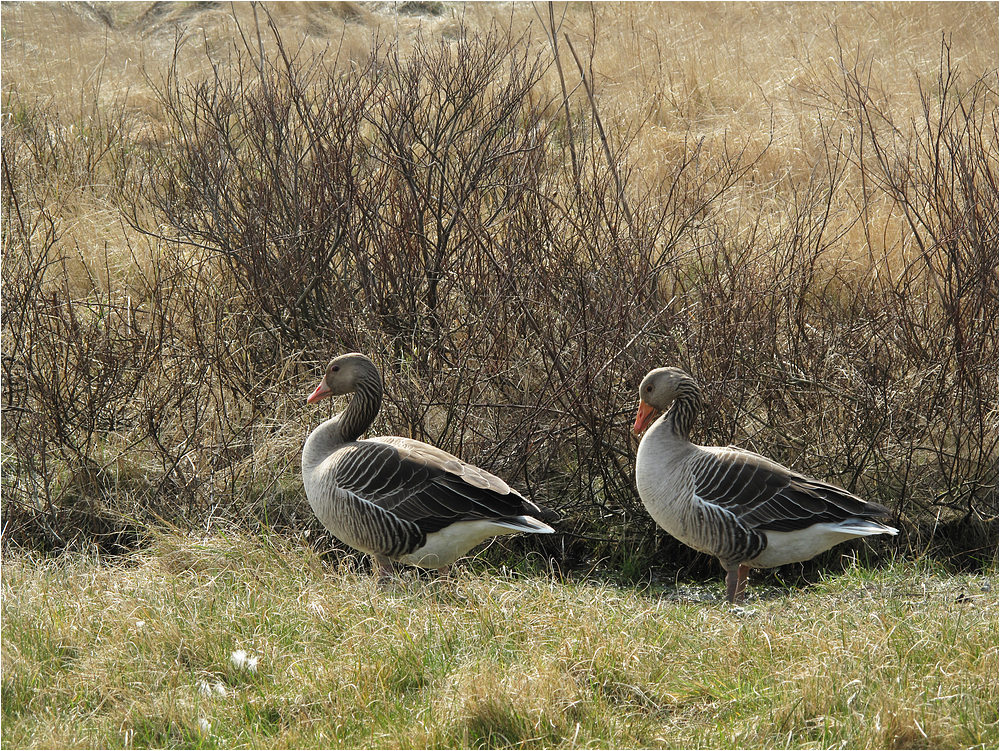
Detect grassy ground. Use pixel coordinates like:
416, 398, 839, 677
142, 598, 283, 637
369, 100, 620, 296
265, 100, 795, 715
2, 534, 996, 749
2, 5, 997, 746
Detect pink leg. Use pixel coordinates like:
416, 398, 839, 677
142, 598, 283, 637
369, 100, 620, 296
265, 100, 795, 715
374, 554, 394, 581
725, 564, 751, 604
725, 568, 738, 603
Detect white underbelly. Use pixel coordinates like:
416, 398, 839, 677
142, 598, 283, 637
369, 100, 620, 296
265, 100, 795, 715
748, 524, 873, 568
397, 520, 522, 568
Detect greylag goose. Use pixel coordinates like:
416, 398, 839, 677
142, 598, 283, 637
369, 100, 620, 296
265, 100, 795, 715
632, 367, 898, 603
302, 353, 555, 576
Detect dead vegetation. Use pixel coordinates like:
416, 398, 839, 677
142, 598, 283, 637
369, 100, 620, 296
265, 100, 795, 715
1, 3, 997, 573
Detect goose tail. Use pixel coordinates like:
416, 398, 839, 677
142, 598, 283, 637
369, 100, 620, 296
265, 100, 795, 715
837, 519, 899, 537
495, 516, 556, 535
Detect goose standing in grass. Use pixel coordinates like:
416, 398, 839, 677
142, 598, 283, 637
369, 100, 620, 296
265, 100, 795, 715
302, 353, 555, 577
632, 366, 898, 603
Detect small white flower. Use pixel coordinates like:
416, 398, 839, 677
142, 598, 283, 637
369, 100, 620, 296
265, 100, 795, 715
135, 620, 146, 629
230, 649, 259, 673
198, 718, 211, 734
198, 678, 229, 697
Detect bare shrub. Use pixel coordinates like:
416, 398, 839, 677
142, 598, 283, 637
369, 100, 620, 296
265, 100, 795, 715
2, 99, 159, 551
118, 14, 753, 561
829, 37, 998, 551
3, 15, 995, 572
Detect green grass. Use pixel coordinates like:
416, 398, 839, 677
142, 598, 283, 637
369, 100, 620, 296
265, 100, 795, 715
2, 533, 996, 749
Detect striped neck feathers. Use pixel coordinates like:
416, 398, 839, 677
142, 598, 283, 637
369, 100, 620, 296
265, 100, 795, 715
665, 377, 703, 440
339, 370, 383, 443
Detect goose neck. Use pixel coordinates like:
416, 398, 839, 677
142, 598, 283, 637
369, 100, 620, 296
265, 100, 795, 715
666, 380, 703, 440
340, 373, 382, 443
302, 415, 344, 475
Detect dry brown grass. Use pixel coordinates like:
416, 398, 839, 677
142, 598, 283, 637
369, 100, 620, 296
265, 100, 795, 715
2, 2, 996, 566
4, 2, 995, 260
3, 0, 992, 283
2, 2, 988, 326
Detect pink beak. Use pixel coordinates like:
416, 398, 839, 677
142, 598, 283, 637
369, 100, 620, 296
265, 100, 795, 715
632, 400, 658, 435
307, 377, 332, 404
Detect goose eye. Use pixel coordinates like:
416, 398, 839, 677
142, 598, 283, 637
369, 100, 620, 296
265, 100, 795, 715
331, 365, 340, 373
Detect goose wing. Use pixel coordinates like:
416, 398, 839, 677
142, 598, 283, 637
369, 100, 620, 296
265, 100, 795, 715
330, 436, 542, 535
691, 446, 888, 533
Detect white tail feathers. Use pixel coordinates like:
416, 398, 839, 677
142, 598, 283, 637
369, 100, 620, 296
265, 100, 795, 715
498, 516, 556, 535
837, 519, 899, 537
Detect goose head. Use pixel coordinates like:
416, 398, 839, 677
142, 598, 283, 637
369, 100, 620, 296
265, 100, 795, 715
632, 366, 694, 435
307, 353, 380, 404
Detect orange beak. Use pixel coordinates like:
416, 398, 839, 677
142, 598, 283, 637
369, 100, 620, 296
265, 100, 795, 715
307, 376, 332, 404
632, 399, 658, 435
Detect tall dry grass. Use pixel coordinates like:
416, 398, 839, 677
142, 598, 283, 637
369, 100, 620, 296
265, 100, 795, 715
2, 2, 997, 574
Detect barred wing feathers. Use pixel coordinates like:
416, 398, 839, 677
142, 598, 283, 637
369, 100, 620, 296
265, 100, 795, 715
331, 437, 548, 535
691, 446, 891, 533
